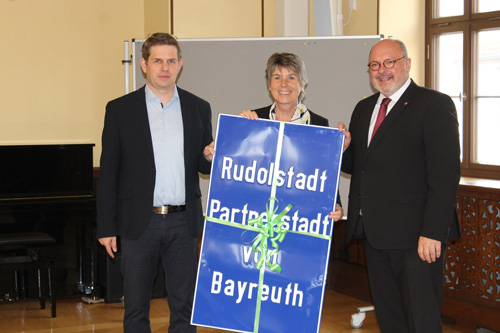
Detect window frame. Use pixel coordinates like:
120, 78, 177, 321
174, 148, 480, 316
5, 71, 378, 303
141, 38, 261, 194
425, 0, 500, 180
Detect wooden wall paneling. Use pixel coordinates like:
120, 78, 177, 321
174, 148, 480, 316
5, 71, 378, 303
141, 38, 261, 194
443, 185, 500, 332
330, 180, 500, 332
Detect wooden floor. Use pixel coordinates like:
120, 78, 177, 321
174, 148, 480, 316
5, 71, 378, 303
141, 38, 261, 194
0, 290, 462, 332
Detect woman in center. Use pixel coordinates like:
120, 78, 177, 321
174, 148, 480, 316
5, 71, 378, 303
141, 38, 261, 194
239, 52, 343, 221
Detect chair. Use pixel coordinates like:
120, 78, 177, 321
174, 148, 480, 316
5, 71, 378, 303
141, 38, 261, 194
0, 232, 56, 317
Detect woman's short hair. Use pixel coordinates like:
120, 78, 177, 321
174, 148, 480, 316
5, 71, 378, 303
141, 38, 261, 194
142, 33, 181, 62
265, 52, 308, 91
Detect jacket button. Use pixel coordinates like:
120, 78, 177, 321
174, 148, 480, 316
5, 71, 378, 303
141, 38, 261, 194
151, 168, 155, 173
148, 192, 153, 197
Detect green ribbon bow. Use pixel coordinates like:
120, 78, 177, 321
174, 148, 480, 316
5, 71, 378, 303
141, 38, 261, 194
248, 197, 292, 274
247, 197, 292, 332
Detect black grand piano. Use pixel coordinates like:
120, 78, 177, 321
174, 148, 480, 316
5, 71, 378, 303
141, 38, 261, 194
0, 144, 96, 297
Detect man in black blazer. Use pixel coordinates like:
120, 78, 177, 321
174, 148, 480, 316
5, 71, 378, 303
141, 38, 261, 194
339, 39, 460, 332
97, 33, 214, 333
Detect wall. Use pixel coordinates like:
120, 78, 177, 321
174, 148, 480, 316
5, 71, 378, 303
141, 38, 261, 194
0, 0, 424, 166
144, 0, 171, 36
0, 0, 144, 165
341, 0, 378, 36
330, 0, 424, 86
171, 0, 263, 38
379, 0, 425, 85
322, 0, 424, 90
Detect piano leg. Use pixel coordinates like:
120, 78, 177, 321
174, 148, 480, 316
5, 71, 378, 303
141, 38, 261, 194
77, 217, 100, 296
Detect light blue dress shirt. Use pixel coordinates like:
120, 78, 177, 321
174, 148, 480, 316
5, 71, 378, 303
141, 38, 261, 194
145, 84, 185, 206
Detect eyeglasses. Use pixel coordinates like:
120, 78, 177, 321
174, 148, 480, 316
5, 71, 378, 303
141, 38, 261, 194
367, 56, 406, 71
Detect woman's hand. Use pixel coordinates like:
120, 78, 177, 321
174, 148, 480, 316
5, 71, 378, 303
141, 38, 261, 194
238, 110, 259, 120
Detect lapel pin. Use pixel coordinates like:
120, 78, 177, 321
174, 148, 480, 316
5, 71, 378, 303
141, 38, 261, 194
404, 102, 408, 105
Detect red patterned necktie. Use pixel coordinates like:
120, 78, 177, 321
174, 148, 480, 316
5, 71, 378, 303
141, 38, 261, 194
371, 97, 391, 141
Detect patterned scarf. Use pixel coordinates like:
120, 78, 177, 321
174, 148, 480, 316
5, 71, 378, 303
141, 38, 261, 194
268, 102, 311, 124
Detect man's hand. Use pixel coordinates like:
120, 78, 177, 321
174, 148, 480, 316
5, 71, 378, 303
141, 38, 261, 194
418, 236, 441, 263
337, 122, 351, 152
327, 204, 344, 222
204, 141, 215, 162
99, 236, 117, 259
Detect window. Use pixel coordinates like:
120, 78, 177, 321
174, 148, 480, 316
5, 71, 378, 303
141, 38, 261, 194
436, 0, 464, 17
426, 0, 500, 179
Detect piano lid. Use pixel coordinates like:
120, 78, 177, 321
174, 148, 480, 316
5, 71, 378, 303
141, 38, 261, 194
0, 144, 94, 200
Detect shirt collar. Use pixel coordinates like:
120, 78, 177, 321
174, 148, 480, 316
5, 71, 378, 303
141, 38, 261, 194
145, 84, 179, 105
377, 78, 412, 105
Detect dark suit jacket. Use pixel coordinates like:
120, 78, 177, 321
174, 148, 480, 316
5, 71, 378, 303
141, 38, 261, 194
342, 80, 461, 249
97, 86, 213, 239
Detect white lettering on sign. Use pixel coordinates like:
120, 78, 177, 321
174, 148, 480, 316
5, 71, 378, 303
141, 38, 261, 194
208, 199, 333, 236
210, 271, 303, 307
220, 157, 327, 193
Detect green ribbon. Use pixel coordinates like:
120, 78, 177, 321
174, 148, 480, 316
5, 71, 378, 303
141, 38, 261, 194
247, 197, 292, 274
247, 196, 291, 333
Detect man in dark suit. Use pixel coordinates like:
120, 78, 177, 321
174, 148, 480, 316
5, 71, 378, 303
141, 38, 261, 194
97, 33, 214, 333
339, 39, 460, 332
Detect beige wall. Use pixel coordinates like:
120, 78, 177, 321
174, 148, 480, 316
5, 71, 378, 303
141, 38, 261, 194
0, 0, 424, 166
341, 0, 378, 36
379, 0, 425, 85
172, 0, 262, 38
144, 0, 171, 35
0, 0, 144, 165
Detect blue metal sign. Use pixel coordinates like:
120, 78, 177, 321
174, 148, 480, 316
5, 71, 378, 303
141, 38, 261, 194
192, 115, 344, 333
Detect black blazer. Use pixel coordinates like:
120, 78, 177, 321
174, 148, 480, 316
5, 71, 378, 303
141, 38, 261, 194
97, 86, 213, 239
342, 80, 461, 249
